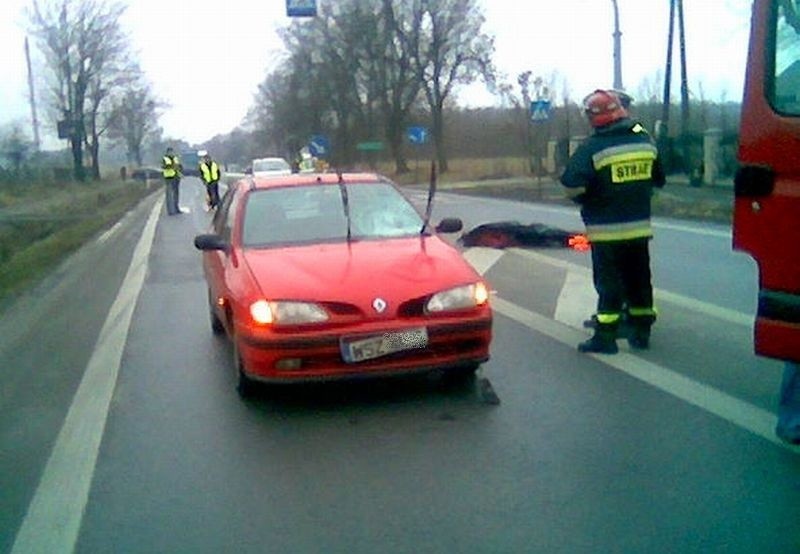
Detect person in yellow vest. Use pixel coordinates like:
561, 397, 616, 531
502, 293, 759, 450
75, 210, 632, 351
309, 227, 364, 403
161, 146, 183, 215
198, 151, 221, 210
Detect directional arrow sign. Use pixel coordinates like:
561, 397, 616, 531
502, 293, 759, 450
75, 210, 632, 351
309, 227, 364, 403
308, 135, 330, 158
407, 126, 428, 145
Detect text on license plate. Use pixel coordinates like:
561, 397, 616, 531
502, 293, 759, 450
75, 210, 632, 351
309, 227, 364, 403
340, 328, 428, 363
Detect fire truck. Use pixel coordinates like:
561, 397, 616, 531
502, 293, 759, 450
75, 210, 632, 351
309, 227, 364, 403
734, 0, 800, 362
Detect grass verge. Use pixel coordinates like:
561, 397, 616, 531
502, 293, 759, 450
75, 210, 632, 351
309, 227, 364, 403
0, 180, 157, 304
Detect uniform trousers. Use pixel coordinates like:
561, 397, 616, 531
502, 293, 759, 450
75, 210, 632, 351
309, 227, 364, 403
165, 177, 180, 215
590, 238, 654, 324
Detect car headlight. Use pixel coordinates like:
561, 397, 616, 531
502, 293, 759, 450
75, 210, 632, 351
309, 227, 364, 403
425, 282, 489, 313
249, 300, 329, 325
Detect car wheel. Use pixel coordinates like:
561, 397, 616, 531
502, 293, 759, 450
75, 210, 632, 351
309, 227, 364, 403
232, 337, 257, 398
207, 289, 225, 335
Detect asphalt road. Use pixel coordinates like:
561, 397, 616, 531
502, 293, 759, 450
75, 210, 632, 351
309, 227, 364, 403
1, 177, 798, 554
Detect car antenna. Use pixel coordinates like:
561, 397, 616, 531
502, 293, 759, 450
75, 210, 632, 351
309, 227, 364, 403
337, 170, 352, 242
421, 160, 437, 234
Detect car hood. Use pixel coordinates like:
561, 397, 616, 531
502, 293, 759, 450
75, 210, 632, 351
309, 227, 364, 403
241, 236, 481, 309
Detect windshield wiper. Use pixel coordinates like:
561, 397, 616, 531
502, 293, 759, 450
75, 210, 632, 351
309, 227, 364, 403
337, 172, 352, 243
421, 161, 437, 234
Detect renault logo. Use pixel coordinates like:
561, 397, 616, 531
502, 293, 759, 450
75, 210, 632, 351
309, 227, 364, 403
372, 298, 387, 313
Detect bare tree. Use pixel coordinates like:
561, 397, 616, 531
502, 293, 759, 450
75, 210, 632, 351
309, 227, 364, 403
369, 0, 424, 173
267, 0, 425, 172
416, 0, 494, 172
28, 0, 131, 181
107, 73, 163, 167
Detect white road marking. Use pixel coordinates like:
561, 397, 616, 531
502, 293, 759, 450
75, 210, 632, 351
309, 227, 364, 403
554, 270, 597, 329
509, 248, 752, 327
490, 297, 797, 454
11, 199, 163, 554
464, 247, 504, 276
462, 247, 797, 454
95, 220, 123, 245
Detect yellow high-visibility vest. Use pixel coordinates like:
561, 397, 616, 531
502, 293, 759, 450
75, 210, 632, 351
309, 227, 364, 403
162, 156, 179, 178
200, 161, 220, 183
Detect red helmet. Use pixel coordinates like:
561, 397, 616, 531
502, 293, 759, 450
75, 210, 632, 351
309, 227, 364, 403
582, 89, 629, 128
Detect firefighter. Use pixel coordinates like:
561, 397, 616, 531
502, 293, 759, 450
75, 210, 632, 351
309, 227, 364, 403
561, 89, 666, 354
198, 150, 221, 210
162, 146, 183, 215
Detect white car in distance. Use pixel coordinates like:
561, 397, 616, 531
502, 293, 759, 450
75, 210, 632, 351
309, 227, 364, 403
249, 157, 292, 178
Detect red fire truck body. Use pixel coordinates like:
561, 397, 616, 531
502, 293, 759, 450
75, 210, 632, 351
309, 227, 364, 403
734, 0, 800, 362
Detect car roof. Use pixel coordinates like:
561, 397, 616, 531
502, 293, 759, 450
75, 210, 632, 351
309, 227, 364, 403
244, 172, 387, 190
252, 157, 288, 163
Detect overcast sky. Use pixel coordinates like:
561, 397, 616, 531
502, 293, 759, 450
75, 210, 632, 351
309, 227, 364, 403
0, 0, 750, 148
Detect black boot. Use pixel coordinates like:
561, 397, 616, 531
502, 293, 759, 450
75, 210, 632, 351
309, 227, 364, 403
628, 314, 655, 350
628, 329, 650, 350
578, 324, 618, 354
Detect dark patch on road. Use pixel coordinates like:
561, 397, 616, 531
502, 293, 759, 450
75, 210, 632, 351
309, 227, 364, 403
477, 377, 501, 405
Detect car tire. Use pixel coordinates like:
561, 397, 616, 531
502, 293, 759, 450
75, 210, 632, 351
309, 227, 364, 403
208, 289, 225, 335
232, 337, 257, 398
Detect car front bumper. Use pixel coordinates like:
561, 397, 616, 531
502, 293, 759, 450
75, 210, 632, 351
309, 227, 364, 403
236, 317, 492, 383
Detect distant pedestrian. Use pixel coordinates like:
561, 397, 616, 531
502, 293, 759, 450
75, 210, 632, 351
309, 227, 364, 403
198, 150, 221, 211
162, 146, 183, 215
561, 89, 666, 354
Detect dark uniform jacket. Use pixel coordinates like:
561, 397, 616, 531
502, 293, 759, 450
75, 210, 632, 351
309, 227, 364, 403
560, 119, 665, 242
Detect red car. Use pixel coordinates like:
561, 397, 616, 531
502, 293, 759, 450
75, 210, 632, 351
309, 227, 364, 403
194, 173, 492, 396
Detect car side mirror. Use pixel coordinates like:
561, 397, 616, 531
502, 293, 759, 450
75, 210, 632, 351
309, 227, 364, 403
435, 218, 463, 233
194, 233, 229, 252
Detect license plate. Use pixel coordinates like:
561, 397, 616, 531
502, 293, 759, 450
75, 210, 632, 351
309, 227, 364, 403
340, 328, 428, 363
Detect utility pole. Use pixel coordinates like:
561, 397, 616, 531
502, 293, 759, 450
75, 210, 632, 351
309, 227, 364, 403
677, 0, 690, 169
611, 0, 623, 90
661, 0, 676, 132
25, 37, 41, 152
661, 0, 691, 175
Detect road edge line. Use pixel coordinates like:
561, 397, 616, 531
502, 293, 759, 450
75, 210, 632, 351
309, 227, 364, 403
11, 199, 163, 554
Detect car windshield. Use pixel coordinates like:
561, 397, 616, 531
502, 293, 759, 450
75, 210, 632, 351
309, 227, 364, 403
252, 159, 290, 172
241, 182, 424, 247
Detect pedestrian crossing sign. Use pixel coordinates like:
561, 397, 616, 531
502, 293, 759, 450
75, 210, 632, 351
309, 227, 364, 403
530, 100, 551, 122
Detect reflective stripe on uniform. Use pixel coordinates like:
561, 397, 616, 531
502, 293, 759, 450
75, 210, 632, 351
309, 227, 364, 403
597, 312, 621, 324
584, 219, 653, 242
628, 306, 658, 317
564, 186, 586, 199
592, 143, 657, 184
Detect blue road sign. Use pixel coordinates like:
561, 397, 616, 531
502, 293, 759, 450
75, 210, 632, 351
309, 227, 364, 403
286, 0, 316, 17
530, 100, 552, 122
308, 134, 330, 158
407, 126, 428, 145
